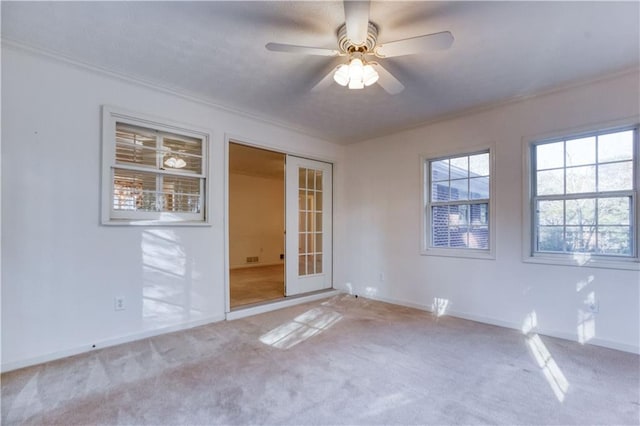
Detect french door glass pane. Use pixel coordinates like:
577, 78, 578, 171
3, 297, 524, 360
298, 167, 324, 276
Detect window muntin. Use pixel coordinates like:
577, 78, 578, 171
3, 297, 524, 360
532, 127, 637, 258
427, 151, 491, 251
102, 108, 209, 224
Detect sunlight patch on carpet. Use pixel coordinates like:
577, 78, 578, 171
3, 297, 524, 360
260, 307, 342, 349
522, 311, 570, 402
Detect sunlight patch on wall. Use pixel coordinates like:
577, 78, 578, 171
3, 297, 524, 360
365, 286, 378, 298
260, 307, 342, 349
572, 252, 592, 266
432, 297, 450, 317
576, 275, 594, 292
141, 229, 201, 327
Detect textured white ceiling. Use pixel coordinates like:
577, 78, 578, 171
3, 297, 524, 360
2, 1, 639, 144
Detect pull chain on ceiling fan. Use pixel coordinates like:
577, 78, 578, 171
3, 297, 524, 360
265, 0, 454, 94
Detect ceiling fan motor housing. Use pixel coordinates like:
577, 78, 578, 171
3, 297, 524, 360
338, 22, 378, 54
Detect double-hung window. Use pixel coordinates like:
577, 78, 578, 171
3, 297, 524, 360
102, 107, 211, 225
530, 125, 638, 266
423, 149, 493, 258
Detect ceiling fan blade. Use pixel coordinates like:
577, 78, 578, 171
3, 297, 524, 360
374, 63, 404, 95
265, 42, 340, 57
311, 66, 339, 92
375, 31, 454, 58
344, 0, 370, 45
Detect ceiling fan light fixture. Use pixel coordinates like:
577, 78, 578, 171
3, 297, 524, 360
362, 64, 379, 86
348, 79, 365, 90
348, 58, 364, 81
333, 64, 349, 86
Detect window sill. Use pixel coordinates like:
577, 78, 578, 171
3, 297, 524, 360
102, 219, 211, 227
523, 253, 640, 271
421, 247, 495, 260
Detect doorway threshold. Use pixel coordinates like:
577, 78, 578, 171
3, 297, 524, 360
226, 289, 340, 321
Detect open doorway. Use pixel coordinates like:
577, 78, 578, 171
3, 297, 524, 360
228, 142, 286, 309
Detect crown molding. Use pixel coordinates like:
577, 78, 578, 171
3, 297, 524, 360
349, 65, 640, 145
1, 38, 335, 145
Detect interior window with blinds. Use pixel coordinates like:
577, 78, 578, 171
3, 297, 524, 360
102, 107, 209, 224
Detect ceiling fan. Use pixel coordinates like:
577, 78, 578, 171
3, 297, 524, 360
265, 0, 454, 94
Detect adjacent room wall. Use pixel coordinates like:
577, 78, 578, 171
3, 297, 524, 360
1, 45, 345, 371
229, 172, 285, 269
342, 70, 640, 353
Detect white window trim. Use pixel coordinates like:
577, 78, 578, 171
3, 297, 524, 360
521, 117, 640, 270
421, 143, 496, 260
101, 105, 213, 226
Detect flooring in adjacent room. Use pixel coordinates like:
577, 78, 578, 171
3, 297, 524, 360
230, 264, 285, 308
2, 294, 639, 425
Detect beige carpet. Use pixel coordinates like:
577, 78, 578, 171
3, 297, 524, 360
2, 295, 639, 425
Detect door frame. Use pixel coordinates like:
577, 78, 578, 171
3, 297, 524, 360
223, 133, 336, 315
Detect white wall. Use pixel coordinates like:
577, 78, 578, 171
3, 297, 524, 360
342, 71, 640, 353
229, 173, 284, 268
1, 46, 345, 371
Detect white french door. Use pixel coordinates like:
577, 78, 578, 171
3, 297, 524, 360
285, 156, 333, 296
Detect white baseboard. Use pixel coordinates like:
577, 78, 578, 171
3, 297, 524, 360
226, 289, 340, 320
359, 293, 640, 355
1, 314, 226, 373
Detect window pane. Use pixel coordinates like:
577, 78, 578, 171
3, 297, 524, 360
598, 161, 633, 191
597, 227, 631, 255
432, 206, 449, 247
163, 136, 202, 174
316, 192, 323, 211
449, 227, 469, 248
116, 125, 157, 168
538, 226, 564, 252
298, 234, 306, 254
566, 198, 595, 226
306, 232, 314, 253
299, 168, 306, 189
598, 130, 633, 162
306, 191, 316, 211
307, 254, 315, 275
450, 179, 469, 201
469, 226, 489, 249
566, 226, 596, 252
113, 169, 157, 211
315, 213, 323, 232
469, 177, 489, 199
315, 254, 323, 274
431, 159, 449, 182
450, 204, 469, 227
536, 142, 564, 170
469, 153, 490, 177
537, 169, 564, 195
298, 255, 306, 276
432, 181, 450, 202
315, 232, 323, 253
161, 175, 201, 213
298, 190, 306, 210
566, 136, 595, 166
566, 165, 595, 194
538, 200, 564, 225
598, 197, 631, 225
470, 203, 488, 226
315, 170, 323, 191
306, 169, 315, 190
450, 157, 468, 180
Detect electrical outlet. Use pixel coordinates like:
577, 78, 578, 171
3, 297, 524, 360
379, 272, 385, 282
114, 297, 125, 311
